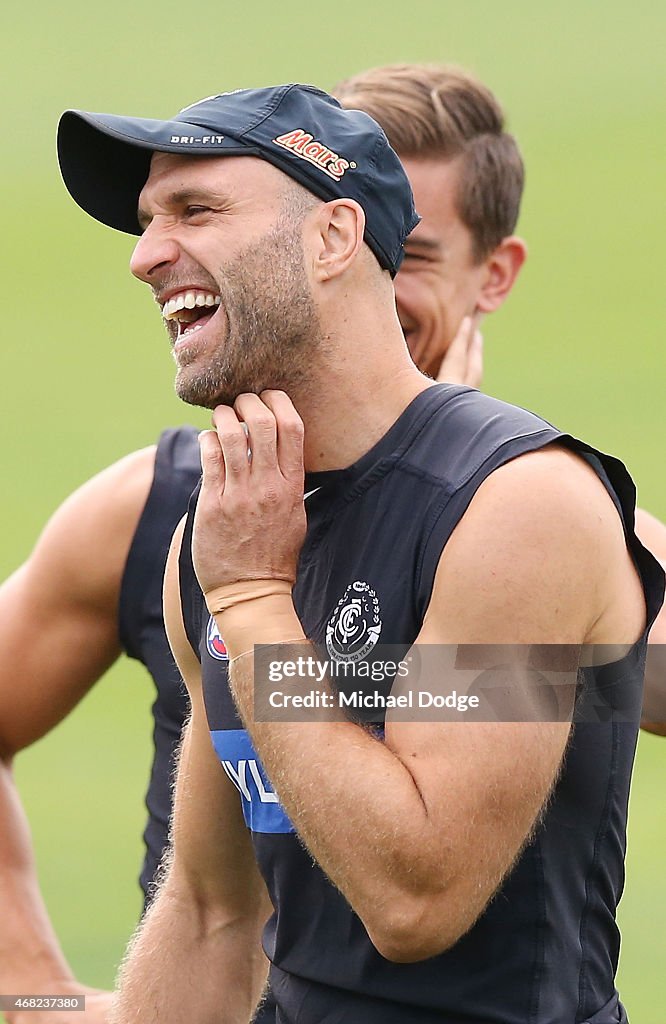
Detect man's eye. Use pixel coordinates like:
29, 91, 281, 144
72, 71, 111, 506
403, 251, 429, 264
184, 205, 211, 217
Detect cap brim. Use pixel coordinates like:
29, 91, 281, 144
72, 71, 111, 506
57, 111, 254, 235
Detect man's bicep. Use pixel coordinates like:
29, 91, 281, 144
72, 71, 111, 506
388, 450, 614, 808
381, 655, 571, 946
380, 452, 619, 937
0, 446, 157, 757
386, 584, 572, 937
385, 712, 569, 937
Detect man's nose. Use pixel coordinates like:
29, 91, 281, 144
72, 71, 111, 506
130, 221, 180, 283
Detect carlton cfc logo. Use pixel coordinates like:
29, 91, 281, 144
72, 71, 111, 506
326, 581, 382, 663
206, 615, 228, 661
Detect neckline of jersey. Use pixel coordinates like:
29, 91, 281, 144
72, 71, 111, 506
303, 383, 464, 494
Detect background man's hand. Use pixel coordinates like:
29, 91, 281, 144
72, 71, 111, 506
4, 989, 113, 1024
193, 391, 306, 598
436, 314, 484, 387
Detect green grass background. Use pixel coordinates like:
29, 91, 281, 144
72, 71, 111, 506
2, 1, 664, 1019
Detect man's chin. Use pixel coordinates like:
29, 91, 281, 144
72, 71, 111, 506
175, 369, 270, 410
175, 371, 229, 410
174, 360, 305, 409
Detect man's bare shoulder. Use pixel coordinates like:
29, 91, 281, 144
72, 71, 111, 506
0, 446, 160, 756
425, 444, 645, 646
58, 444, 158, 535
16, 444, 158, 611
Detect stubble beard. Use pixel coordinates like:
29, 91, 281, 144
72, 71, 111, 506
174, 216, 322, 409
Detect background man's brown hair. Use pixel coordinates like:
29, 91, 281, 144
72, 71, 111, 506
333, 63, 525, 261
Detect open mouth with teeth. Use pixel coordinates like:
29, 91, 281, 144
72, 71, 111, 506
161, 289, 222, 342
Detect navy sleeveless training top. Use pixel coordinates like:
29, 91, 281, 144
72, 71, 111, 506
119, 425, 201, 901
179, 386, 664, 1023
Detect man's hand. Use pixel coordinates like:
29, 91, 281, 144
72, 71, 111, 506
5, 989, 113, 1024
436, 314, 483, 387
192, 391, 306, 598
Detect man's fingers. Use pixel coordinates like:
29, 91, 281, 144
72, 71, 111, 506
436, 315, 472, 384
234, 393, 277, 472
198, 429, 226, 491
211, 405, 251, 480
260, 390, 305, 483
436, 315, 485, 387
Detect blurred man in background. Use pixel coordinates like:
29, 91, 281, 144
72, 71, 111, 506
334, 64, 666, 734
0, 63, 663, 1024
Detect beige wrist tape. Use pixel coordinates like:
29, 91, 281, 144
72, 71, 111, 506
204, 579, 306, 658
204, 578, 293, 615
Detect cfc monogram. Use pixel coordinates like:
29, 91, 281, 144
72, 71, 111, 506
272, 129, 356, 181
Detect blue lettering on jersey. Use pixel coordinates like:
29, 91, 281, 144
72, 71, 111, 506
210, 728, 295, 834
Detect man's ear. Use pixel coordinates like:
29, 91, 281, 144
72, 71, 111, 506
310, 199, 365, 282
475, 236, 528, 313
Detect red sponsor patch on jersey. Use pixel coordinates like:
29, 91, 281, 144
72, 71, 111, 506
206, 614, 228, 661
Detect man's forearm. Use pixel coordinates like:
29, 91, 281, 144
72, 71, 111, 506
225, 625, 571, 961
0, 758, 77, 992
217, 598, 472, 958
110, 861, 267, 1024
227, 640, 440, 950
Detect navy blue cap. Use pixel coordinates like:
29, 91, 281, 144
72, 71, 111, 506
57, 83, 419, 276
